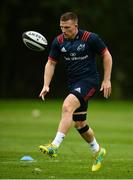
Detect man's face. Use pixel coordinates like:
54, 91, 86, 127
60, 20, 78, 39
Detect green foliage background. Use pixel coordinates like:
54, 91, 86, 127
0, 0, 133, 99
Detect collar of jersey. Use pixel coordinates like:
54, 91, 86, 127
64, 29, 82, 41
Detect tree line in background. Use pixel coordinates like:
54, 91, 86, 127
0, 0, 133, 99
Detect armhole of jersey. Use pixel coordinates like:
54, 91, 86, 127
48, 56, 58, 62
57, 34, 64, 44
101, 47, 108, 56
81, 31, 91, 42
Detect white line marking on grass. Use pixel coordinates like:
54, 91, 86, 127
0, 158, 132, 164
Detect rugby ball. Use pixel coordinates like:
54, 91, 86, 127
22, 31, 48, 51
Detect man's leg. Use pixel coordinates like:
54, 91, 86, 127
74, 120, 99, 152
57, 94, 80, 134
39, 94, 80, 156
51, 94, 80, 147
74, 119, 106, 171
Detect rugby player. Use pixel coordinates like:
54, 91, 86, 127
39, 12, 112, 171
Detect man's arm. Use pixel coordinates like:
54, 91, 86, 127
39, 59, 57, 100
100, 49, 112, 99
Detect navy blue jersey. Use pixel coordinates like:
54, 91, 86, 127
48, 29, 107, 84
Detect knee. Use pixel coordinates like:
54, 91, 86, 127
74, 121, 86, 129
62, 103, 73, 114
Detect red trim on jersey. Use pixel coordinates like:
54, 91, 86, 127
101, 47, 108, 56
48, 56, 58, 62
82, 31, 91, 41
57, 34, 64, 44
84, 88, 96, 101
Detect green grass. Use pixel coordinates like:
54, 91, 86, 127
0, 99, 133, 179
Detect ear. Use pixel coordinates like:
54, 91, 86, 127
75, 23, 78, 27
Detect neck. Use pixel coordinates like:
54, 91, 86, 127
71, 28, 78, 39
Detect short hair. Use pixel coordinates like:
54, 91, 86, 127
60, 12, 78, 23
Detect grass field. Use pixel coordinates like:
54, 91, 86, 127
0, 99, 133, 179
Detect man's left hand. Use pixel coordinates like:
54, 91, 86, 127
100, 80, 111, 99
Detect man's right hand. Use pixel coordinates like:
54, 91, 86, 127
39, 86, 49, 100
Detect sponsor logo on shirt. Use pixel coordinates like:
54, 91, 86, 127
70, 53, 76, 56
64, 55, 88, 61
74, 87, 81, 93
77, 44, 85, 51
61, 47, 67, 52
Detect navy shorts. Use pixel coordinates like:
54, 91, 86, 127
68, 77, 99, 121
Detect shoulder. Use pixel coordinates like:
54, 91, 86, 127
79, 29, 100, 42
89, 32, 99, 40
79, 29, 91, 41
89, 32, 105, 42
87, 32, 106, 46
57, 34, 64, 44
51, 33, 64, 46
